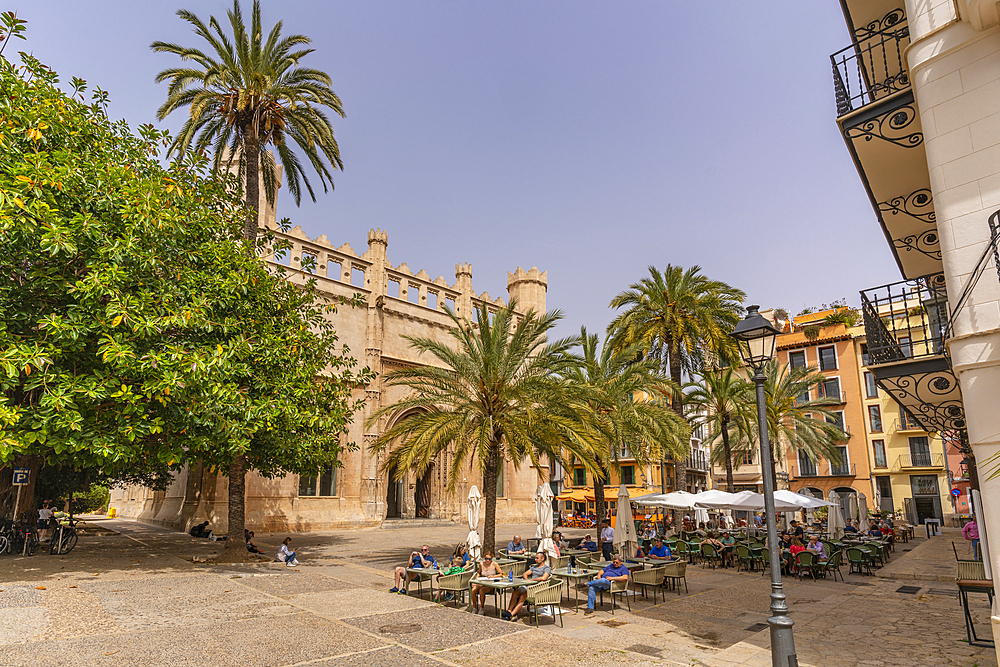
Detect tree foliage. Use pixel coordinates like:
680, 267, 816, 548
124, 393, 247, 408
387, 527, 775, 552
685, 367, 754, 492
368, 303, 598, 554
0, 46, 367, 524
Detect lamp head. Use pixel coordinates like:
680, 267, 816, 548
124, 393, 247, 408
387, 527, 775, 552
729, 305, 781, 370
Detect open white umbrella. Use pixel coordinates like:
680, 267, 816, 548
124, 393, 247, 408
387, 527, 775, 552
695, 490, 801, 512
827, 491, 845, 540
614, 484, 638, 559
466, 485, 482, 561
773, 489, 834, 509
633, 490, 699, 509
534, 484, 557, 559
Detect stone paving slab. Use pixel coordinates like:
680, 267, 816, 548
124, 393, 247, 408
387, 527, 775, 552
0, 613, 388, 667
288, 587, 436, 619
344, 604, 524, 653
310, 645, 449, 666
228, 570, 358, 597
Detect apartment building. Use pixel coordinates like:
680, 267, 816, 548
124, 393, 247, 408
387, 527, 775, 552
829, 0, 1000, 649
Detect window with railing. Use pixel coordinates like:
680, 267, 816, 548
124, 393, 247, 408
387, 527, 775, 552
798, 453, 818, 477
861, 343, 870, 367
827, 411, 846, 432
831, 446, 851, 476
909, 437, 932, 467
795, 388, 810, 405
830, 12, 910, 116
818, 377, 842, 401
789, 350, 806, 368
900, 408, 921, 430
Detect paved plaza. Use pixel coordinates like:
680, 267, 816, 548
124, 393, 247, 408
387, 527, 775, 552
0, 518, 994, 667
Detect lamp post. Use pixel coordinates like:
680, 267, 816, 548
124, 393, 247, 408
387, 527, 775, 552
730, 305, 798, 667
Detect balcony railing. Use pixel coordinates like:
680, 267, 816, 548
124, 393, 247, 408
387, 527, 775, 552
894, 453, 945, 469
828, 462, 857, 477
685, 455, 710, 472
789, 461, 856, 477
860, 273, 950, 365
891, 418, 926, 433
831, 16, 910, 116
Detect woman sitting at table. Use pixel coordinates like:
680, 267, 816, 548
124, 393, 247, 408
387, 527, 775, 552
787, 537, 806, 572
470, 551, 504, 615
503, 552, 551, 621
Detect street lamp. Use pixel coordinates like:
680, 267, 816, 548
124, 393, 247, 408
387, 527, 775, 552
730, 305, 798, 667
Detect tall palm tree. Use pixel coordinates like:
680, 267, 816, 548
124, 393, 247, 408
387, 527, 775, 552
607, 265, 745, 495
561, 329, 690, 525
685, 367, 754, 492
153, 1, 345, 556
152, 0, 344, 246
367, 303, 598, 554
730, 360, 848, 488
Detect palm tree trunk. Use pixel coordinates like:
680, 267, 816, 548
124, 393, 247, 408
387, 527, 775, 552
482, 442, 500, 554
668, 340, 687, 494
721, 417, 735, 493
219, 130, 261, 563
593, 458, 606, 532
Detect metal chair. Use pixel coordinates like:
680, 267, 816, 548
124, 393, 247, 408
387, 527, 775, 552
631, 565, 667, 603
525, 581, 564, 627
699, 542, 722, 569
675, 540, 691, 563
436, 569, 475, 607
549, 554, 570, 571
846, 547, 872, 575
598, 576, 631, 614
824, 550, 844, 582
795, 551, 819, 580
735, 545, 755, 572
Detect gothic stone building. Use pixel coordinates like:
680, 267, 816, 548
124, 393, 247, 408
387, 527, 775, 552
109, 223, 550, 532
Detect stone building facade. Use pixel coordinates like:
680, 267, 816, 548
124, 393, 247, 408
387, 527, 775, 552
109, 224, 551, 532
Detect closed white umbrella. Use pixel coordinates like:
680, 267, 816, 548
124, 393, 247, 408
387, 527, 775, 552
614, 484, 638, 559
466, 485, 482, 561
858, 493, 869, 531
694, 508, 710, 526
827, 491, 845, 540
534, 484, 557, 559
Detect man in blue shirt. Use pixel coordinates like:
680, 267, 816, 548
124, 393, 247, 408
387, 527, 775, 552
390, 545, 437, 594
647, 538, 671, 561
506, 535, 526, 553
584, 556, 630, 615
843, 519, 859, 535
579, 534, 599, 552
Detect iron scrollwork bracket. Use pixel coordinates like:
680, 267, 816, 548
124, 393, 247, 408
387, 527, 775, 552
845, 105, 923, 148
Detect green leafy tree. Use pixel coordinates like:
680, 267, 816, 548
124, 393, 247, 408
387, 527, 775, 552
367, 303, 598, 554
685, 367, 754, 492
560, 329, 689, 523
729, 361, 848, 487
0, 45, 367, 544
152, 0, 345, 246
607, 265, 745, 496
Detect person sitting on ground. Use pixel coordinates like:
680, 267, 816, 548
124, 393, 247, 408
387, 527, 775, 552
584, 555, 629, 615
646, 537, 671, 561
805, 534, 827, 561
580, 534, 599, 552
843, 519, 859, 535
390, 545, 437, 594
503, 552, 551, 621
506, 534, 526, 553
245, 530, 265, 554
276, 537, 300, 567
470, 551, 504, 614
189, 521, 211, 538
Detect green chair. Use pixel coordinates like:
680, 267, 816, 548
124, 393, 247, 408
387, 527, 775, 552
735, 545, 754, 572
795, 551, 819, 580
846, 547, 872, 575
699, 542, 722, 569
631, 565, 667, 603
824, 550, 844, 582
675, 540, 691, 563
525, 581, 564, 627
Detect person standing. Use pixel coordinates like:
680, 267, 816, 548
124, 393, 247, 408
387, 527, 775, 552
600, 521, 615, 560
37, 500, 54, 542
963, 518, 981, 560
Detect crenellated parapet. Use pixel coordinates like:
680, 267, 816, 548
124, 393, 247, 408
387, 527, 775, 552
507, 266, 548, 315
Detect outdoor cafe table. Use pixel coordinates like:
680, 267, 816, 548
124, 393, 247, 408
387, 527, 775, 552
551, 566, 598, 612
472, 577, 532, 616
405, 567, 441, 600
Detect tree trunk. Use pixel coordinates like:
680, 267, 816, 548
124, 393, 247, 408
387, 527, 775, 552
0, 455, 41, 523
721, 417, 735, 493
593, 457, 606, 532
668, 339, 687, 498
218, 130, 261, 564
482, 442, 500, 554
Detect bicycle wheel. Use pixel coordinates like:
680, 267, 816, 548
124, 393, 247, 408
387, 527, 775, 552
61, 532, 78, 555
49, 529, 62, 555
0, 535, 7, 554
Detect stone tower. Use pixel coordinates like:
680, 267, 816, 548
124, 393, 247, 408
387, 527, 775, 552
506, 267, 547, 315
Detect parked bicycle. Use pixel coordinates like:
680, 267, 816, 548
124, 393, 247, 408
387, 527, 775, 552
50, 517, 79, 555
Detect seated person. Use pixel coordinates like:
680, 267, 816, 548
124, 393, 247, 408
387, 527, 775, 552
646, 537, 671, 561
843, 519, 859, 534
435, 556, 467, 602
584, 556, 630, 615
787, 537, 806, 571
780, 532, 793, 549
390, 545, 437, 594
635, 544, 646, 559
719, 531, 736, 566
503, 552, 551, 620
868, 521, 883, 537
579, 534, 599, 552
506, 535, 526, 553
189, 521, 211, 538
276, 537, 299, 567
879, 522, 894, 543
805, 534, 827, 560
245, 530, 264, 554
453, 543, 470, 566
470, 551, 504, 614
552, 531, 569, 551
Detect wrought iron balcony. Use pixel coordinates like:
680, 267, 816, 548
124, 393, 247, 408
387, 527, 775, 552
789, 461, 856, 478
828, 462, 857, 477
831, 13, 910, 117
860, 273, 949, 364
893, 453, 945, 470
684, 454, 710, 472
891, 417, 926, 433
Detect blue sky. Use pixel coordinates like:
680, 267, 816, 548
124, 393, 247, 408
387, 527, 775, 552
18, 1, 900, 340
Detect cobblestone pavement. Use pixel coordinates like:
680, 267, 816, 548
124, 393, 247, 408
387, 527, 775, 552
0, 518, 994, 667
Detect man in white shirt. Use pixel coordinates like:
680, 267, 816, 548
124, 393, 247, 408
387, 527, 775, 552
600, 521, 615, 560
